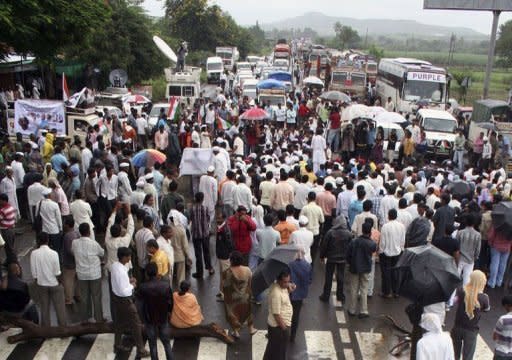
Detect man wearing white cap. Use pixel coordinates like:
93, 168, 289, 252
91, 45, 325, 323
11, 152, 26, 218
143, 173, 159, 214
212, 146, 227, 182
39, 187, 63, 253
0, 166, 19, 217
117, 162, 132, 203
198, 166, 218, 226
131, 179, 146, 207
289, 216, 314, 264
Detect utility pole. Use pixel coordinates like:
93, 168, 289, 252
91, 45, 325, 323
364, 28, 368, 48
483, 10, 501, 99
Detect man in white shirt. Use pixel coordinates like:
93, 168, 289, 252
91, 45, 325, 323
294, 175, 311, 216
379, 185, 399, 225
135, 113, 148, 148
205, 104, 216, 130
220, 171, 237, 217
105, 203, 134, 272
30, 233, 67, 326
233, 174, 253, 211
275, 103, 286, 126
233, 134, 244, 157
39, 188, 63, 253
300, 192, 325, 262
379, 209, 405, 298
110, 247, 149, 357
336, 180, 356, 220
27, 173, 46, 222
213, 146, 228, 182
72, 223, 105, 322
289, 216, 314, 263
117, 162, 132, 202
156, 224, 175, 285
135, 216, 155, 274
198, 166, 218, 226
397, 198, 413, 231
351, 200, 378, 236
11, 152, 25, 217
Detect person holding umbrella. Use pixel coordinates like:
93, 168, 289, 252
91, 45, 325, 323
450, 270, 490, 360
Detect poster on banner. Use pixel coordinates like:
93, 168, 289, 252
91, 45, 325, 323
179, 148, 214, 176
13, 100, 65, 136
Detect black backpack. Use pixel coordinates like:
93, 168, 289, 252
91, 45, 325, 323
216, 222, 234, 260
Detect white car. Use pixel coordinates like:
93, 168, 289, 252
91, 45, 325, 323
234, 72, 255, 89
148, 103, 170, 129
273, 58, 289, 68
236, 62, 252, 73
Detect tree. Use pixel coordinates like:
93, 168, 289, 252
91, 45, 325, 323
334, 22, 361, 50
367, 44, 384, 60
496, 20, 512, 67
66, 0, 167, 85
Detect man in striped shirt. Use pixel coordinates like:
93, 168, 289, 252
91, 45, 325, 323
493, 295, 512, 360
0, 193, 17, 262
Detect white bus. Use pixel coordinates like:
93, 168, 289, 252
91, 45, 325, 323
376, 58, 449, 113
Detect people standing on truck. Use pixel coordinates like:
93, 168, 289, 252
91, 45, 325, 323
453, 129, 466, 174
176, 41, 188, 72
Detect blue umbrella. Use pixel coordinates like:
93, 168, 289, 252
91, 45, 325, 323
257, 79, 285, 90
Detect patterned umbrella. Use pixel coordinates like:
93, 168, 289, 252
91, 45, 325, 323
132, 149, 167, 167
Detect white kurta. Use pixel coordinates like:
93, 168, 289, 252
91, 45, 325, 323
416, 331, 455, 360
117, 171, 132, 202
213, 154, 228, 182
198, 175, 218, 214
311, 135, 326, 173
70, 199, 95, 240
0, 177, 19, 215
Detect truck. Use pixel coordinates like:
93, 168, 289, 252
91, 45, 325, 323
416, 109, 458, 157
274, 44, 291, 61
206, 56, 224, 84
10, 99, 100, 145
164, 66, 201, 106
257, 79, 287, 112
468, 99, 512, 153
216, 46, 239, 72
330, 66, 367, 97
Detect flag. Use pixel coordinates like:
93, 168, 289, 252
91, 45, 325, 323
168, 96, 180, 121
62, 72, 70, 102
217, 116, 232, 130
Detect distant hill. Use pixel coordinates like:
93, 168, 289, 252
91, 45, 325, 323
260, 12, 486, 39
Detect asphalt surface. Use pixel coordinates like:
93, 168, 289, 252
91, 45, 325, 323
0, 220, 505, 359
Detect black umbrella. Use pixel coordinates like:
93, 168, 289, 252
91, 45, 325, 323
492, 201, 512, 237
251, 245, 300, 295
447, 180, 472, 198
320, 91, 351, 103
395, 245, 461, 306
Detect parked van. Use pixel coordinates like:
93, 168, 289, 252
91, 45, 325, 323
416, 109, 458, 157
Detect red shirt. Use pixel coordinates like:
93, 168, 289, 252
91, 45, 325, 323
298, 104, 310, 117
329, 112, 341, 129
0, 203, 16, 229
227, 215, 257, 254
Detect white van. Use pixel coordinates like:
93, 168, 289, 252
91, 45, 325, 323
416, 109, 458, 157
206, 56, 224, 84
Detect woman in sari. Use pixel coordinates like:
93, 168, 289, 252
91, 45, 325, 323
223, 251, 257, 338
170, 281, 203, 328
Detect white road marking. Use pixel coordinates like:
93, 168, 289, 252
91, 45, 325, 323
33, 337, 72, 360
475, 334, 494, 360
339, 328, 350, 344
86, 334, 117, 360
252, 330, 268, 360
197, 337, 227, 359
0, 328, 22, 359
305, 330, 337, 359
336, 311, 346, 324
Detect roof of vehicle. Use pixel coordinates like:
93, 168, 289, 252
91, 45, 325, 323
207, 56, 223, 63
243, 79, 259, 86
417, 109, 457, 121
455, 106, 473, 112
237, 61, 251, 66
474, 99, 509, 108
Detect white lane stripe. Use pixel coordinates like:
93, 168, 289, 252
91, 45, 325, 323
305, 330, 337, 359
86, 334, 116, 360
355, 331, 384, 360
339, 328, 350, 344
0, 328, 22, 359
343, 348, 355, 360
197, 337, 227, 359
336, 311, 346, 324
252, 330, 268, 360
33, 337, 72, 360
475, 334, 494, 359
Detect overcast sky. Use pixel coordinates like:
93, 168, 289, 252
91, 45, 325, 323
143, 0, 512, 34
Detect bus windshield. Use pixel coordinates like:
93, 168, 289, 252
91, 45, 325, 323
403, 80, 445, 102
423, 117, 457, 133
258, 95, 285, 106
352, 73, 366, 86
332, 72, 348, 83
217, 52, 232, 59
207, 63, 223, 71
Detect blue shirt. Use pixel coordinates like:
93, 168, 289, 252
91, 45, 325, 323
348, 199, 363, 227
367, 128, 376, 146
50, 153, 69, 173
289, 258, 312, 301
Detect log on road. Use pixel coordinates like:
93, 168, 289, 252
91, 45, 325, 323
0, 314, 234, 344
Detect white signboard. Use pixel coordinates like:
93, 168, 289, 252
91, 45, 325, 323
407, 72, 446, 83
179, 148, 214, 176
13, 100, 65, 136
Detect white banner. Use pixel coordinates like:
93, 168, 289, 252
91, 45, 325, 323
407, 72, 446, 83
179, 148, 214, 176
13, 100, 65, 136
65, 87, 86, 108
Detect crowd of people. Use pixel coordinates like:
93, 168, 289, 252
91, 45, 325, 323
0, 79, 512, 360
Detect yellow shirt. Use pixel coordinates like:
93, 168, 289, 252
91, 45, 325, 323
151, 249, 169, 277
267, 283, 293, 327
